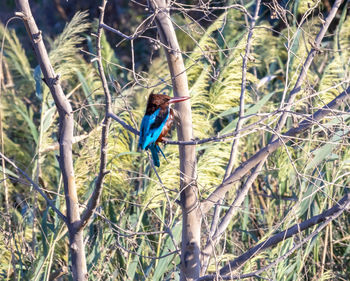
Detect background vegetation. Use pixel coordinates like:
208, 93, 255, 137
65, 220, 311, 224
0, 0, 350, 280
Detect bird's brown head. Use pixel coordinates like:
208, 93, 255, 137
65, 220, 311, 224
145, 93, 190, 115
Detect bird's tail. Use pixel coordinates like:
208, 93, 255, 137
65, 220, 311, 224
148, 144, 167, 167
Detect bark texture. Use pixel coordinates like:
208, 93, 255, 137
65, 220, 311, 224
14, 1, 87, 280
149, 1, 200, 280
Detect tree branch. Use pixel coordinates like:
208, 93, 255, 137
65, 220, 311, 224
100, 12, 154, 41
15, 0, 79, 226
198, 191, 350, 280
78, 0, 111, 231
149, 0, 199, 280
14, 1, 87, 279
201, 0, 261, 274
197, 190, 349, 281
201, 86, 350, 213
108, 112, 139, 135
40, 133, 90, 153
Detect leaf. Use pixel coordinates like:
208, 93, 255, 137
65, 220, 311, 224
32, 255, 45, 281
34, 65, 43, 100
76, 70, 98, 117
116, 151, 142, 157
14, 104, 38, 144
41, 106, 56, 134
0, 165, 18, 179
153, 222, 181, 281
127, 239, 144, 280
305, 129, 347, 171
212, 104, 251, 120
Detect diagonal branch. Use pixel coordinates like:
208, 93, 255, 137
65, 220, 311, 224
220, 191, 350, 276
197, 191, 350, 280
14, 0, 80, 227
201, 85, 350, 213
100, 12, 155, 41
108, 112, 139, 135
223, 0, 261, 180
14, 1, 88, 279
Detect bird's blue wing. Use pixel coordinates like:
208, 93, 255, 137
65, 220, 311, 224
139, 108, 169, 150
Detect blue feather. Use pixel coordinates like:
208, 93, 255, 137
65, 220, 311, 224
138, 108, 170, 167
138, 108, 169, 149
149, 144, 160, 167
149, 144, 167, 167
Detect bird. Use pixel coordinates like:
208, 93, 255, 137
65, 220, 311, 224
138, 93, 190, 167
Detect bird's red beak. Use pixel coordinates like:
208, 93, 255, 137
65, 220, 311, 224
168, 96, 190, 104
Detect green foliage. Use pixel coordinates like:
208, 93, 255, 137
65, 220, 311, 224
48, 11, 91, 80
1, 1, 350, 281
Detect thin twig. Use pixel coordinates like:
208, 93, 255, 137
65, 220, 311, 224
78, 0, 112, 231
15, 0, 80, 230
108, 112, 139, 135
40, 133, 91, 153
100, 13, 155, 40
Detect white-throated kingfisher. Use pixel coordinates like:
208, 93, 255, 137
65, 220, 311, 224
138, 93, 190, 167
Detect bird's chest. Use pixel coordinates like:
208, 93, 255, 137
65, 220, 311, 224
156, 109, 174, 143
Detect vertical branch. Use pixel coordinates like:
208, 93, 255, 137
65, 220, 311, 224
224, 0, 260, 179
148, 0, 199, 280
14, 1, 87, 280
78, 0, 111, 231
201, 0, 261, 274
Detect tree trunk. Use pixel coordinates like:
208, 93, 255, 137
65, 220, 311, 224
69, 227, 87, 280
14, 1, 87, 280
149, 1, 200, 280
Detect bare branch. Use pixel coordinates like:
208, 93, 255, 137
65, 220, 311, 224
14, 0, 87, 279
149, 0, 199, 280
197, 192, 350, 280
40, 133, 90, 153
100, 12, 154, 40
201, 86, 350, 213
273, 0, 344, 136
108, 112, 139, 135
15, 0, 79, 223
78, 0, 112, 231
